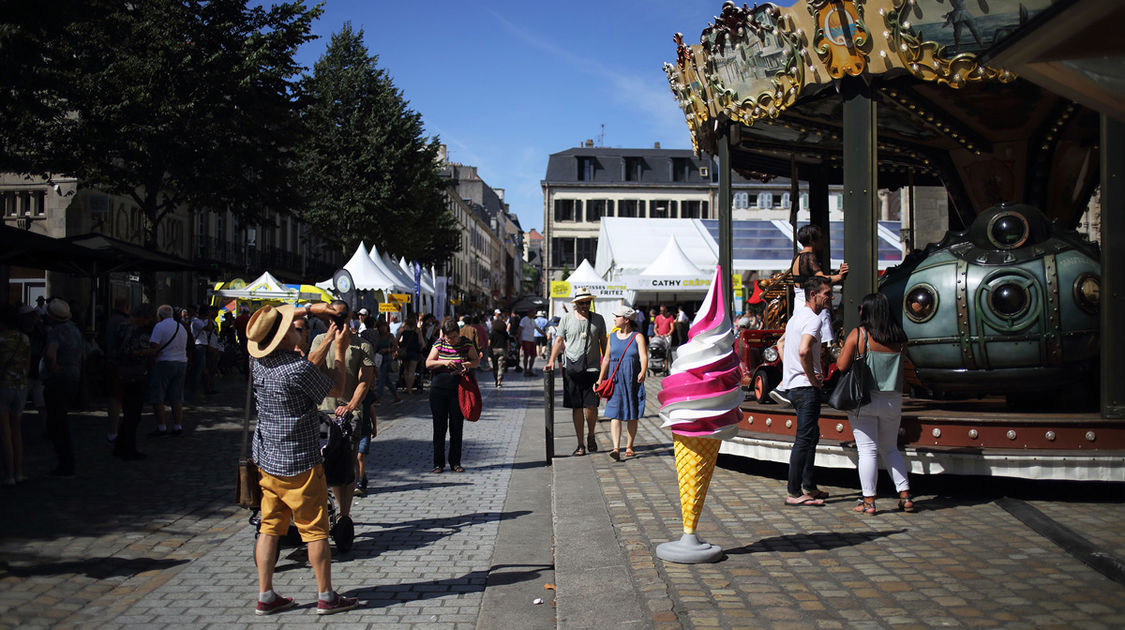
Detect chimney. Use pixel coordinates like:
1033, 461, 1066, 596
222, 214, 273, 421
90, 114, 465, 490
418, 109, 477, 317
437, 144, 447, 162
654, 141, 661, 149
584, 139, 594, 148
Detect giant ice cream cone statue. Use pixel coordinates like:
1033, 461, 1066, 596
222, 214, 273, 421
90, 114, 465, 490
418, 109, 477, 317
656, 266, 742, 563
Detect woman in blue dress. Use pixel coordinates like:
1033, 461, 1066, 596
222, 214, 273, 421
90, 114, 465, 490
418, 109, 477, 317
596, 305, 648, 460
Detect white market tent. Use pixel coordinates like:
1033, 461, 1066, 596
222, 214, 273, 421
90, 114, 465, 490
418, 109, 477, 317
594, 218, 717, 282
548, 258, 625, 319
365, 244, 412, 293
215, 271, 317, 301
629, 235, 714, 304
316, 242, 399, 296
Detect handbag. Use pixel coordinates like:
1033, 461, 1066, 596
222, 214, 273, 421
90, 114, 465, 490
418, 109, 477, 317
458, 371, 482, 422
595, 333, 638, 399
564, 318, 592, 376
235, 373, 261, 508
827, 327, 872, 411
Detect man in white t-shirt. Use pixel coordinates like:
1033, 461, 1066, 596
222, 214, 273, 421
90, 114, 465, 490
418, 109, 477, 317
148, 304, 189, 436
779, 276, 832, 507
518, 309, 543, 376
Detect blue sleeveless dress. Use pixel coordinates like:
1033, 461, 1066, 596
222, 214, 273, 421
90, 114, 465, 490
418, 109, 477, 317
603, 333, 645, 421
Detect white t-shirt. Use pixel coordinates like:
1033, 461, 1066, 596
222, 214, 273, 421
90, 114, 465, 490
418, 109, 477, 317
149, 317, 189, 363
518, 316, 538, 343
780, 305, 823, 390
793, 287, 835, 342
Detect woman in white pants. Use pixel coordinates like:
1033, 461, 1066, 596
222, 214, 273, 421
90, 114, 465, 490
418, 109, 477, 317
836, 293, 914, 515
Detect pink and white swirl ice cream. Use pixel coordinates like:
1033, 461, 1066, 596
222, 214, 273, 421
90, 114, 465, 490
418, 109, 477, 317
657, 265, 743, 440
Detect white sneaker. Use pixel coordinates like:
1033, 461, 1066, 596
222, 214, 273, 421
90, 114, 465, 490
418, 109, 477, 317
769, 389, 793, 408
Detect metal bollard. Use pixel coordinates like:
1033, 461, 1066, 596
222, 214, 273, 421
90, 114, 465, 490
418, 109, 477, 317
544, 367, 554, 465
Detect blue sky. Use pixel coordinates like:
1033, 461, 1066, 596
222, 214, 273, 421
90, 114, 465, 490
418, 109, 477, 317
293, 1, 780, 233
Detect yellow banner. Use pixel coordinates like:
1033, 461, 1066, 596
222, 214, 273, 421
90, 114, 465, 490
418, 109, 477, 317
732, 274, 743, 292
389, 293, 412, 304
549, 281, 571, 299
378, 302, 401, 313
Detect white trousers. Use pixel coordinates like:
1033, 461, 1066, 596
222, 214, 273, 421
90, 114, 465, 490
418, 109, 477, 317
848, 391, 910, 497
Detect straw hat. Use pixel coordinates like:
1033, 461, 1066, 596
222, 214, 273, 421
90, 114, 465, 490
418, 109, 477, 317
572, 289, 595, 303
246, 304, 296, 358
46, 299, 71, 322
612, 304, 636, 319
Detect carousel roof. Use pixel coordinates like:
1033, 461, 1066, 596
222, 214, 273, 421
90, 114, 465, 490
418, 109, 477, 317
665, 0, 1120, 228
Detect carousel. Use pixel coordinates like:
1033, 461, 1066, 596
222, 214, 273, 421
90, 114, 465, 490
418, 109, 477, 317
665, 0, 1125, 480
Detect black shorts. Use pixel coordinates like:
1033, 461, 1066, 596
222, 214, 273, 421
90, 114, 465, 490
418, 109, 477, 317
562, 369, 599, 409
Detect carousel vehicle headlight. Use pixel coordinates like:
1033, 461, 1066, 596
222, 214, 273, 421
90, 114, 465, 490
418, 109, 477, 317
904, 284, 937, 323
987, 211, 1030, 250
1074, 273, 1100, 314
989, 282, 1029, 317
763, 345, 779, 363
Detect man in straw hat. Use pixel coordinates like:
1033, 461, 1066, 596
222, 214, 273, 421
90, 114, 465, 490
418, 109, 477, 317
246, 301, 359, 615
545, 288, 607, 456
41, 298, 84, 477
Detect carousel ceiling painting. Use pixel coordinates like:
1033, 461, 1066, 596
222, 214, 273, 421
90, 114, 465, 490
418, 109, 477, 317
665, 0, 1108, 228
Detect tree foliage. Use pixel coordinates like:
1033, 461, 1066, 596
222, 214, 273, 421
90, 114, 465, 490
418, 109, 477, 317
0, 0, 319, 248
297, 23, 459, 266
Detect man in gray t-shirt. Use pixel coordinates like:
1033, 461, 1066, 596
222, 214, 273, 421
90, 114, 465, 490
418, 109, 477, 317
545, 290, 607, 456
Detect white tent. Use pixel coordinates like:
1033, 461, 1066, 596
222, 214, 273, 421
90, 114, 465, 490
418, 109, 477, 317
382, 251, 416, 292
314, 242, 398, 296
594, 218, 717, 282
365, 244, 412, 293
627, 235, 713, 304
216, 271, 306, 300
548, 258, 625, 318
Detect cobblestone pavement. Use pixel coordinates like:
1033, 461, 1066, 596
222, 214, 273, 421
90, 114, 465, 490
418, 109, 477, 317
582, 376, 1125, 630
0, 366, 546, 629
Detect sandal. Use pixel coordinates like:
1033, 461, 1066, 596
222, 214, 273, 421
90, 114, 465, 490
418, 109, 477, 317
624, 448, 636, 458
586, 436, 598, 453
854, 498, 876, 515
452, 466, 465, 473
431, 467, 443, 474
785, 495, 824, 507
610, 450, 620, 461
898, 494, 916, 513
803, 488, 830, 500
571, 446, 586, 457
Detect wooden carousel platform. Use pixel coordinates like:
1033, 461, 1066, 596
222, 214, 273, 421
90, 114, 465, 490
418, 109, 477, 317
719, 397, 1125, 482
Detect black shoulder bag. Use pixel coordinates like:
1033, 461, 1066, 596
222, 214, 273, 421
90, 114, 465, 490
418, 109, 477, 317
827, 327, 872, 411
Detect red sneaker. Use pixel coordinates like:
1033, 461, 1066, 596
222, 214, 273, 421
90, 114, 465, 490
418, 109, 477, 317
317, 593, 358, 615
255, 595, 295, 615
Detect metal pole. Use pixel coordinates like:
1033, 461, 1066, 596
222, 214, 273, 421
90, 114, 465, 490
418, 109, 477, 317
1101, 114, 1125, 418
543, 368, 554, 464
842, 78, 878, 333
907, 171, 916, 253
718, 122, 733, 319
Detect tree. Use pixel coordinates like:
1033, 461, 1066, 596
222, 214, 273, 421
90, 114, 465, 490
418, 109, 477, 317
297, 23, 459, 266
0, 0, 320, 251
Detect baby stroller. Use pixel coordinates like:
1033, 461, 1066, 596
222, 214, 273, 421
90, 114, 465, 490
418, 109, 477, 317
250, 411, 353, 563
649, 335, 672, 375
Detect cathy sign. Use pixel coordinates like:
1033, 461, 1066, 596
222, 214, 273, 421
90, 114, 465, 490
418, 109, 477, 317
628, 274, 743, 291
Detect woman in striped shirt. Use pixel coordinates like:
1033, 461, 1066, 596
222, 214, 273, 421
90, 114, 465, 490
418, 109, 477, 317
424, 317, 480, 473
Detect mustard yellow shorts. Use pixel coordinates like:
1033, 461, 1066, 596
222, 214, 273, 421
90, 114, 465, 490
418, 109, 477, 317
258, 464, 330, 542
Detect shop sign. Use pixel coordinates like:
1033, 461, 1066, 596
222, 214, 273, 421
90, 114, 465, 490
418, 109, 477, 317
388, 293, 412, 304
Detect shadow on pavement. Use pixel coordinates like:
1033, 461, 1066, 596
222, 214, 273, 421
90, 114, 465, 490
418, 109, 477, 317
0, 555, 189, 579
349, 510, 533, 560
725, 529, 907, 555
346, 563, 553, 608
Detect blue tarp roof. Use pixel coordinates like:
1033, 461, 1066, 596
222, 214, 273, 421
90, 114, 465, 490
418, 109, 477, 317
698, 220, 903, 270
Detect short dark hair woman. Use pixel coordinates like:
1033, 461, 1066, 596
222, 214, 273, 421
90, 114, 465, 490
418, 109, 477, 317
424, 317, 480, 473
835, 292, 913, 515
790, 224, 849, 343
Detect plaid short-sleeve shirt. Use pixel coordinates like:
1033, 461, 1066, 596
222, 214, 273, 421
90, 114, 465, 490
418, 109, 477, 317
251, 350, 332, 477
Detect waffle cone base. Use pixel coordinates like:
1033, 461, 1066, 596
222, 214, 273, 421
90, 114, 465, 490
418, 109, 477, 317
673, 434, 721, 534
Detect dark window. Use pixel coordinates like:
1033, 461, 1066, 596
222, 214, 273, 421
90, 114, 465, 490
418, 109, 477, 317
554, 199, 576, 222
576, 237, 597, 264
650, 200, 672, 219
625, 157, 645, 181
682, 200, 708, 219
672, 157, 693, 182
577, 157, 596, 181
587, 199, 609, 222
551, 237, 575, 267
618, 199, 642, 218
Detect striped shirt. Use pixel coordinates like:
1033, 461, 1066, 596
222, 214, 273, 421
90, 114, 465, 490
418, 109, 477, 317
251, 350, 332, 477
431, 335, 473, 372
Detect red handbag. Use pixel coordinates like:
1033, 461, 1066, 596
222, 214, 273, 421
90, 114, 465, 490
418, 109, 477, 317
458, 371, 482, 422
595, 333, 638, 399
